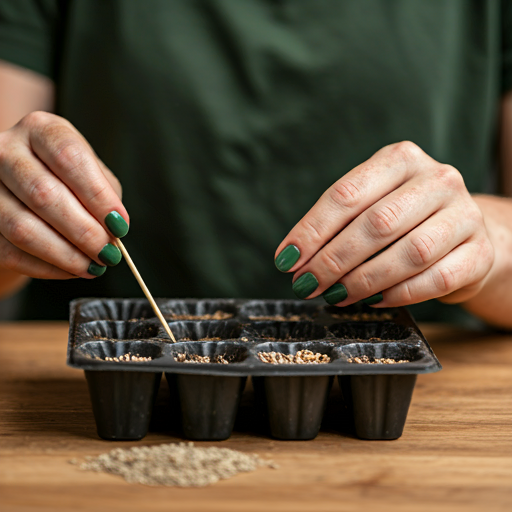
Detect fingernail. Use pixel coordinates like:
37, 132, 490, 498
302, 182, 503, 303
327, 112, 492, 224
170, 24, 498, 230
322, 283, 348, 305
275, 245, 300, 272
292, 272, 319, 299
98, 243, 122, 266
87, 261, 107, 277
105, 211, 129, 238
362, 293, 383, 306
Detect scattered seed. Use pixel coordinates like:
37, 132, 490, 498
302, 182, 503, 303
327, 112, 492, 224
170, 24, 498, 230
257, 350, 330, 365
75, 442, 277, 487
166, 310, 233, 321
174, 353, 230, 364
347, 355, 409, 364
104, 353, 152, 362
248, 314, 312, 322
331, 312, 394, 321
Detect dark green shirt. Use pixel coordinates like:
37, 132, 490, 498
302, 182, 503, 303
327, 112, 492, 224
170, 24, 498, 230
1, 0, 512, 322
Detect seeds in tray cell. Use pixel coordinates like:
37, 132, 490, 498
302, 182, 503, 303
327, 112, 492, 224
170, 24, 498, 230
330, 312, 394, 321
248, 314, 312, 322
257, 350, 330, 365
103, 353, 152, 362
347, 355, 409, 364
165, 310, 233, 321
179, 337, 223, 342
174, 353, 230, 364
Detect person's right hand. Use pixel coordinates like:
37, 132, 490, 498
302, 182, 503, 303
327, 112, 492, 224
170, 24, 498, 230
0, 111, 130, 281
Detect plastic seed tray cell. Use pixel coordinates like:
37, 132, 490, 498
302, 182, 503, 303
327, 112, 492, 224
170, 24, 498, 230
68, 298, 441, 441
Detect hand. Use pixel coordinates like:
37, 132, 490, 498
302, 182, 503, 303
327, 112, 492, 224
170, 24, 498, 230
274, 141, 494, 308
0, 111, 129, 281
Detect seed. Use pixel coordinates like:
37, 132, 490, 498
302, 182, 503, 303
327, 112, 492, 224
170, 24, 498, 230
75, 442, 277, 487
174, 353, 231, 364
257, 349, 330, 365
165, 310, 233, 320
104, 353, 152, 362
347, 355, 409, 364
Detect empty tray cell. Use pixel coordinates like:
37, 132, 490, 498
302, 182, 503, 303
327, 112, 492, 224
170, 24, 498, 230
77, 340, 163, 362
78, 299, 157, 321
243, 321, 328, 341
254, 341, 336, 364
325, 305, 397, 322
164, 320, 242, 341
171, 341, 248, 364
329, 321, 415, 342
338, 342, 422, 364
240, 300, 320, 321
253, 375, 333, 440
166, 373, 246, 440
76, 320, 160, 343
160, 299, 237, 320
338, 374, 417, 440
85, 370, 162, 440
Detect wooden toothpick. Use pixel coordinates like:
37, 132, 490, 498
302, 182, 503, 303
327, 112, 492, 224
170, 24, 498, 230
115, 239, 177, 343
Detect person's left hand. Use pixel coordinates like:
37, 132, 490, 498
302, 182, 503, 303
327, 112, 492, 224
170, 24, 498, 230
274, 141, 495, 308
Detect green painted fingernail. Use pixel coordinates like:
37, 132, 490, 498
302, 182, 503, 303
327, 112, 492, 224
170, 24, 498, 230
275, 245, 300, 272
98, 243, 122, 266
105, 211, 129, 238
322, 283, 348, 305
362, 293, 383, 306
87, 261, 107, 277
292, 272, 319, 299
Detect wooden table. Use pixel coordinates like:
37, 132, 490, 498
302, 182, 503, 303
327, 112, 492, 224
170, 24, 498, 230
0, 322, 510, 512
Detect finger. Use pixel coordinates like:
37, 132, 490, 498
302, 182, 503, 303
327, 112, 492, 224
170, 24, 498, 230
0, 143, 121, 267
274, 142, 435, 272
0, 182, 106, 278
19, 112, 129, 237
373, 238, 493, 308
331, 205, 478, 305
0, 234, 78, 280
292, 171, 457, 299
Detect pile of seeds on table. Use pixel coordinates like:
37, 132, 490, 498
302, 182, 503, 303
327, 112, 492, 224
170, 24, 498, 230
103, 353, 152, 362
258, 350, 330, 365
73, 442, 276, 487
174, 353, 230, 364
347, 355, 409, 364
166, 310, 233, 321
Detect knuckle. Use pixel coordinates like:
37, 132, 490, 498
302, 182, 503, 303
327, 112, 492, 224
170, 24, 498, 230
329, 179, 361, 209
390, 140, 422, 162
300, 217, 324, 244
319, 250, 344, 276
367, 204, 401, 239
28, 176, 60, 210
19, 110, 53, 129
5, 217, 34, 247
435, 164, 464, 190
400, 281, 414, 303
75, 223, 99, 248
1, 244, 23, 271
432, 266, 457, 294
357, 269, 373, 295
407, 233, 436, 266
54, 141, 86, 174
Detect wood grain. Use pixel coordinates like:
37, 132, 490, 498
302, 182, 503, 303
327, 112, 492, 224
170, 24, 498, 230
0, 322, 511, 512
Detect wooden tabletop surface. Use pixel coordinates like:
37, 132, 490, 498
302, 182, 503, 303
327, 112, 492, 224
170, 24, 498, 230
0, 321, 511, 512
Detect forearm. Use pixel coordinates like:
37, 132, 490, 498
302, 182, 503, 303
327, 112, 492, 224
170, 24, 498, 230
457, 194, 512, 329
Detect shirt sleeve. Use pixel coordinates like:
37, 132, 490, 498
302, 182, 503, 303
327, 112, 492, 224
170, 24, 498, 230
0, 0, 64, 81
503, 0, 512, 93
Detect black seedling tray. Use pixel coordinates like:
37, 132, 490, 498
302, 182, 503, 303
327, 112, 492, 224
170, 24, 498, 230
68, 298, 441, 442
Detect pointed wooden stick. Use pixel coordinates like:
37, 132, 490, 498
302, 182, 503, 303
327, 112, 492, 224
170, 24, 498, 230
115, 239, 177, 343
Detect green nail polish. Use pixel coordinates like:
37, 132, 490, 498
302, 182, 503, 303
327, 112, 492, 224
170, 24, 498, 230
275, 245, 300, 272
322, 283, 348, 305
98, 243, 122, 266
105, 211, 129, 238
87, 261, 107, 277
292, 272, 319, 299
362, 293, 383, 306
